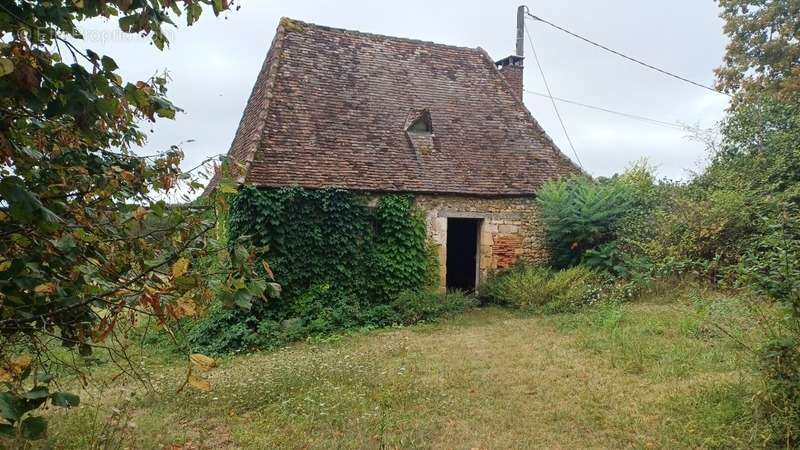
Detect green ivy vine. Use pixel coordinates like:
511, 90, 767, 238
373, 194, 431, 301
227, 187, 435, 317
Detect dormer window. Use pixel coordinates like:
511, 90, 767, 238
405, 109, 433, 134
405, 109, 436, 156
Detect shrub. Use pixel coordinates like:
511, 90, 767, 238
360, 304, 401, 328
479, 265, 551, 308
544, 267, 605, 314
645, 189, 753, 276
183, 289, 477, 355
739, 214, 800, 446
185, 303, 264, 355
185, 284, 371, 355
182, 284, 477, 356
480, 265, 603, 313
758, 336, 800, 446
392, 289, 477, 325
537, 162, 661, 271
739, 217, 800, 303
537, 176, 634, 268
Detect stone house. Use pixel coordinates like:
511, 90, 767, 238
220, 17, 579, 291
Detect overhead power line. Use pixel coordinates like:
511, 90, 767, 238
523, 89, 699, 131
525, 24, 584, 168
525, 11, 729, 97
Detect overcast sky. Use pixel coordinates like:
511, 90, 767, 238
80, 0, 730, 181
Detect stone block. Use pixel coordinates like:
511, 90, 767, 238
498, 224, 519, 233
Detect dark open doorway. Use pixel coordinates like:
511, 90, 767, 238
446, 218, 481, 291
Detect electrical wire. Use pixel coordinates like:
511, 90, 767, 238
525, 23, 584, 168
525, 11, 728, 97
523, 89, 699, 131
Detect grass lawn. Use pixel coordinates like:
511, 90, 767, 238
38, 290, 765, 449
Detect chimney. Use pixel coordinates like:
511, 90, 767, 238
495, 6, 526, 101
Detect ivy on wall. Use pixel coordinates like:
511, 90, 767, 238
373, 194, 432, 301
227, 187, 434, 316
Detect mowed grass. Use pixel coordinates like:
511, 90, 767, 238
39, 291, 765, 449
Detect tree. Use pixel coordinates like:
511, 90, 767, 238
0, 1, 272, 442
716, 0, 800, 102
715, 1, 800, 443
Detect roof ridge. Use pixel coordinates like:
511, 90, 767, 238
280, 17, 483, 53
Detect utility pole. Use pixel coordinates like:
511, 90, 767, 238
516, 5, 526, 57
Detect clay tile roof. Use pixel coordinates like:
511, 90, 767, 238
222, 17, 580, 196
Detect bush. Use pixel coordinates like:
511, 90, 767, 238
392, 289, 477, 324
479, 265, 546, 307
644, 189, 753, 279
544, 267, 605, 314
182, 287, 477, 356
758, 336, 800, 446
184, 302, 264, 355
480, 265, 603, 313
537, 176, 634, 268
739, 217, 800, 303
537, 162, 662, 272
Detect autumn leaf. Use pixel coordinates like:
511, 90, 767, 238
92, 316, 118, 343
189, 354, 217, 372
133, 206, 147, 221
141, 288, 164, 320
34, 282, 57, 295
171, 257, 189, 278
187, 374, 212, 392
261, 259, 274, 280
161, 174, 176, 191
0, 355, 33, 381
169, 297, 198, 319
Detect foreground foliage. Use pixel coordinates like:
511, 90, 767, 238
713, 12, 800, 441
0, 1, 270, 444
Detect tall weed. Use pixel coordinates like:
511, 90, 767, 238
480, 265, 602, 313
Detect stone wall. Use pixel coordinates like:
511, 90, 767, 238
414, 194, 549, 288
